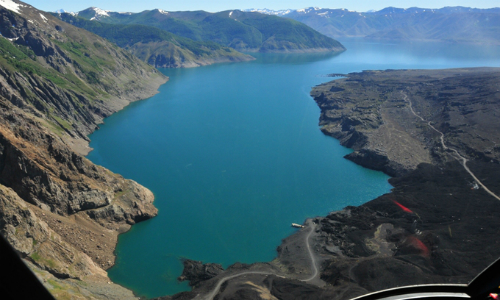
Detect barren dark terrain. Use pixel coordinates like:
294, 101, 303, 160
160, 68, 500, 300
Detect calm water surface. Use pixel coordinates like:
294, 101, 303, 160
87, 39, 500, 298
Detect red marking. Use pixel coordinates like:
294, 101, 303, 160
393, 200, 413, 213
490, 294, 498, 300
408, 236, 430, 257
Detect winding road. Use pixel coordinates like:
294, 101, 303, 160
201, 220, 320, 299
203, 271, 274, 300
302, 219, 319, 282
403, 92, 500, 201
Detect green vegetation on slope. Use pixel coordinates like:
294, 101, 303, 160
54, 13, 253, 68
0, 5, 165, 140
76, 8, 345, 53
0, 34, 103, 100
226, 11, 345, 51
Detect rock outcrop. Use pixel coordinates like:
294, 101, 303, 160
177, 259, 224, 287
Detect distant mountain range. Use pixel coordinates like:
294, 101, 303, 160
72, 7, 346, 53
246, 6, 500, 44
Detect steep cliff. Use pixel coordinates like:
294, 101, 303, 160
0, 1, 166, 298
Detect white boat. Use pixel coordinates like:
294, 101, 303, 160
291, 223, 304, 228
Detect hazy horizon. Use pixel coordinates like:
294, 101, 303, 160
21, 0, 500, 14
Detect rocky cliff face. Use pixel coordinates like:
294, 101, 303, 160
0, 95, 156, 299
0, 1, 166, 298
303, 68, 500, 295
0, 98, 157, 221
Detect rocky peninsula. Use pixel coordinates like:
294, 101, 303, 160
162, 68, 500, 300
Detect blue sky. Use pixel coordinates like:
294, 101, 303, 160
22, 0, 499, 13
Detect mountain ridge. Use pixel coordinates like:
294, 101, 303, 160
250, 6, 500, 44
53, 12, 255, 68
75, 7, 346, 53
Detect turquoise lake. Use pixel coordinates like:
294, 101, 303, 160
87, 39, 500, 298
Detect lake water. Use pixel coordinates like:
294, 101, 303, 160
87, 39, 500, 298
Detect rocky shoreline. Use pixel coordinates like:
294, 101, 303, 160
146, 54, 256, 69
243, 47, 347, 53
0, 95, 161, 298
162, 68, 500, 300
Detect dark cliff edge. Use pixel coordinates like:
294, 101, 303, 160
164, 68, 500, 300
0, 1, 167, 299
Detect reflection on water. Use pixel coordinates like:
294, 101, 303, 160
336, 38, 500, 68
246, 50, 344, 64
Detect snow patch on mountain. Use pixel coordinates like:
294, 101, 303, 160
247, 7, 320, 15
244, 8, 291, 16
89, 7, 110, 20
296, 7, 323, 14
3, 36, 18, 41
0, 0, 24, 14
93, 7, 109, 16
55, 9, 76, 16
